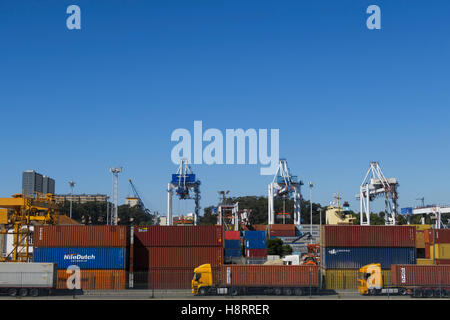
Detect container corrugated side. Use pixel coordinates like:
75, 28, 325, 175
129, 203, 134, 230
429, 244, 450, 259
133, 226, 223, 247
416, 230, 425, 248
323, 247, 416, 269
133, 246, 223, 269
225, 231, 240, 240
269, 224, 296, 231
56, 269, 127, 290
390, 265, 450, 286
244, 239, 267, 249
225, 240, 241, 249
435, 259, 450, 265
33, 247, 128, 270
425, 229, 450, 244
33, 225, 130, 248
225, 249, 241, 258
322, 269, 391, 290
320, 225, 416, 247
416, 258, 434, 265
218, 265, 319, 287
269, 230, 297, 237
243, 231, 266, 240
245, 249, 268, 258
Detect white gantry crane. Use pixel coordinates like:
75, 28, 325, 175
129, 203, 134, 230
268, 159, 303, 225
356, 162, 399, 226
167, 159, 201, 226
412, 205, 450, 229
218, 202, 239, 231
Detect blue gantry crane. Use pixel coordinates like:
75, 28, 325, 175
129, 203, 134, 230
167, 159, 201, 225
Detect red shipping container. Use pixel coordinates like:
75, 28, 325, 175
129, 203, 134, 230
435, 259, 450, 265
425, 244, 430, 259
133, 246, 223, 269
218, 265, 319, 287
269, 230, 297, 237
269, 224, 296, 231
133, 226, 223, 247
425, 229, 450, 244
56, 269, 127, 290
390, 265, 450, 286
225, 231, 240, 240
320, 225, 416, 248
33, 225, 130, 248
245, 249, 267, 257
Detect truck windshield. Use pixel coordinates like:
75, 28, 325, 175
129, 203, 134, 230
194, 273, 201, 281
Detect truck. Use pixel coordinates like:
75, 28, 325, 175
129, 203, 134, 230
192, 263, 320, 296
357, 263, 450, 298
0, 262, 57, 297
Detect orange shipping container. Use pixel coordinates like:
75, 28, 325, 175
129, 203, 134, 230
269, 224, 296, 231
133, 246, 223, 269
218, 265, 319, 287
34, 225, 130, 248
416, 230, 425, 248
56, 269, 127, 290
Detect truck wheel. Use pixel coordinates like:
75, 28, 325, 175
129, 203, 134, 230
294, 288, 304, 296
30, 289, 39, 297
398, 288, 407, 296
423, 289, 433, 298
283, 288, 293, 296
230, 288, 240, 296
18, 288, 28, 297
368, 289, 377, 296
412, 289, 423, 298
433, 289, 443, 298
198, 287, 208, 296
8, 288, 17, 297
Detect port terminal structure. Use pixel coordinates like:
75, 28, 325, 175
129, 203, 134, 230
356, 162, 399, 226
268, 159, 303, 226
167, 159, 201, 226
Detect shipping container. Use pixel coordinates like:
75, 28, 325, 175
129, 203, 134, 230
323, 247, 416, 269
245, 249, 268, 258
416, 230, 425, 248
269, 230, 297, 237
33, 247, 128, 270
390, 265, 450, 286
56, 269, 127, 290
225, 249, 241, 258
33, 225, 129, 248
429, 244, 450, 260
435, 259, 450, 265
243, 231, 266, 240
0, 263, 56, 289
244, 239, 267, 249
241, 225, 267, 231
224, 240, 241, 249
225, 231, 240, 240
132, 246, 223, 269
425, 229, 450, 244
269, 224, 297, 231
320, 225, 416, 248
133, 226, 223, 247
217, 265, 319, 287
322, 268, 391, 290
416, 258, 434, 265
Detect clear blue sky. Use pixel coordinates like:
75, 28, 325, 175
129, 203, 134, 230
1, 0, 449, 216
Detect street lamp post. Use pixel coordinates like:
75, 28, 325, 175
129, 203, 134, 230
309, 182, 313, 244
69, 181, 75, 219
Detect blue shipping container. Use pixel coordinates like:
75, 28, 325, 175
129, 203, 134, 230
225, 249, 241, 258
243, 231, 266, 240
33, 247, 127, 270
245, 239, 267, 249
323, 247, 416, 269
225, 240, 241, 249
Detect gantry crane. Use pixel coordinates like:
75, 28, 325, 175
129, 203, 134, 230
356, 162, 399, 226
268, 159, 303, 225
0, 193, 59, 262
167, 159, 201, 226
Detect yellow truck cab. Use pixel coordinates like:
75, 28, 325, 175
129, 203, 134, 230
357, 263, 383, 295
192, 264, 213, 295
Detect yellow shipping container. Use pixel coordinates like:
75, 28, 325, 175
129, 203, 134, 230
416, 231, 425, 248
322, 269, 391, 290
430, 244, 450, 260
416, 258, 434, 265
410, 224, 432, 231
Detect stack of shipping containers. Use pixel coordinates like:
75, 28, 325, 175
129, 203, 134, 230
224, 231, 241, 261
133, 226, 223, 289
425, 228, 450, 265
414, 224, 432, 265
320, 225, 416, 290
33, 225, 130, 290
244, 230, 267, 261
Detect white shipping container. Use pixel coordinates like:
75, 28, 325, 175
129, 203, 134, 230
0, 263, 56, 288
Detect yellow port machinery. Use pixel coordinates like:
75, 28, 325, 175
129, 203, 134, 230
0, 193, 59, 262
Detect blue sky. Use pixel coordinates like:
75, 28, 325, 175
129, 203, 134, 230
0, 0, 449, 216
